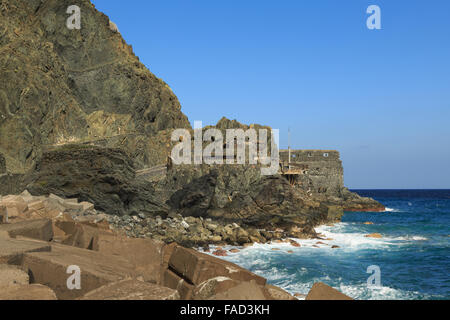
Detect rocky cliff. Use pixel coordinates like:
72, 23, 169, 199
0, 0, 384, 247
0, 0, 189, 174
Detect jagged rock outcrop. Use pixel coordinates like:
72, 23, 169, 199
340, 187, 385, 212
164, 165, 335, 236
0, 0, 190, 174
26, 145, 167, 216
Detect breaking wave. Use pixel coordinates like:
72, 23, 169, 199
204, 194, 450, 300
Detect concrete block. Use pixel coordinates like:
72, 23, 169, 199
0, 284, 57, 300
21, 243, 134, 299
0, 237, 51, 264
0, 205, 7, 223
305, 282, 353, 300
0, 219, 53, 242
0, 264, 30, 286
162, 269, 194, 300
168, 246, 266, 286
78, 279, 179, 300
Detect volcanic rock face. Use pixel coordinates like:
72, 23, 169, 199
26, 145, 167, 216
164, 165, 331, 232
0, 0, 384, 245
0, 0, 190, 174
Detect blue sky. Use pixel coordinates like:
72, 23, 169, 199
91, 0, 450, 189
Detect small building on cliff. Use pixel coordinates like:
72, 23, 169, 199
279, 150, 344, 197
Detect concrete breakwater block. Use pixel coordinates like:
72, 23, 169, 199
306, 282, 353, 300
78, 279, 179, 300
168, 246, 266, 286
0, 205, 7, 223
0, 219, 53, 242
20, 243, 135, 300
0, 237, 51, 264
162, 269, 195, 300
93, 233, 165, 284
0, 284, 57, 300
0, 192, 97, 224
0, 264, 30, 286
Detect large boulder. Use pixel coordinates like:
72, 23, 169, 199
162, 268, 195, 300
167, 246, 266, 286
0, 219, 53, 242
92, 233, 166, 284
164, 164, 329, 234
78, 279, 179, 300
27, 145, 167, 216
0, 237, 51, 264
20, 243, 135, 299
305, 282, 353, 300
0, 284, 57, 300
207, 281, 268, 300
0, 264, 30, 287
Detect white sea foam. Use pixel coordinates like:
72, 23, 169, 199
392, 235, 428, 241
337, 283, 426, 300
270, 279, 426, 300
311, 223, 395, 250
203, 221, 427, 258
204, 222, 396, 259
200, 221, 435, 300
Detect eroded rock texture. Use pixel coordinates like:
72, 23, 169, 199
0, 0, 190, 174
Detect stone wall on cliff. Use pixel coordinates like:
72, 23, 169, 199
279, 149, 384, 212
280, 150, 344, 197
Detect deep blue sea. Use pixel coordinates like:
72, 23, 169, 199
206, 190, 450, 300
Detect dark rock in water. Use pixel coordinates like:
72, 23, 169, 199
26, 145, 167, 216
212, 249, 228, 257
340, 188, 385, 212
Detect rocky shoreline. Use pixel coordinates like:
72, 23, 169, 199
0, 145, 384, 248
0, 190, 353, 300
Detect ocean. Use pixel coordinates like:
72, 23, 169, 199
208, 190, 450, 300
